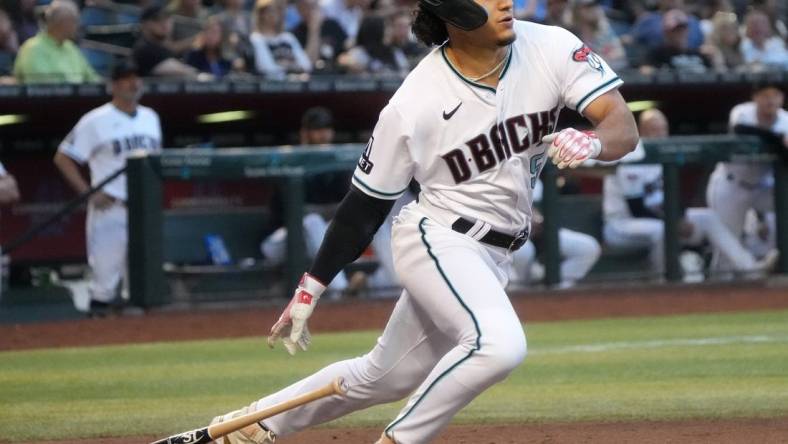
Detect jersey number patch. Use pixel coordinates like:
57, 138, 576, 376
358, 137, 375, 174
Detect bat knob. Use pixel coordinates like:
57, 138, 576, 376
333, 377, 349, 396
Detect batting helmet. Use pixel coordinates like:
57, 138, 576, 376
418, 0, 488, 31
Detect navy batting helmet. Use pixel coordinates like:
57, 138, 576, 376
419, 0, 488, 31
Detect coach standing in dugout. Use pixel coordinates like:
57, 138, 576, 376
53, 61, 162, 317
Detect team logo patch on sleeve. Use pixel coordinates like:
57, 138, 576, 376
572, 45, 604, 75
357, 136, 375, 174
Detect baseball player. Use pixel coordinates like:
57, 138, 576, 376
210, 0, 638, 442
53, 62, 161, 316
259, 107, 352, 294
510, 178, 601, 288
603, 109, 776, 278
706, 82, 787, 271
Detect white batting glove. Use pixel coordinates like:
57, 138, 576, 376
267, 273, 326, 355
542, 128, 602, 169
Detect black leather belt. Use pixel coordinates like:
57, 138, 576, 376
451, 217, 528, 251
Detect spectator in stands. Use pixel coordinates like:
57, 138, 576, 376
570, 0, 628, 70
703, 11, 744, 71
132, 5, 201, 78
0, 161, 20, 206
0, 8, 18, 76
542, 0, 571, 28
740, 10, 788, 70
291, 0, 348, 72
168, 0, 209, 44
388, 11, 426, 70
0, 8, 17, 52
212, 0, 253, 67
337, 15, 408, 75
259, 107, 360, 296
250, 0, 311, 77
513, 0, 546, 22
690, 0, 733, 38
8, 0, 38, 45
602, 108, 776, 280
320, 0, 372, 41
185, 17, 235, 78
628, 0, 704, 51
13, 0, 100, 84
751, 0, 787, 41
639, 9, 711, 73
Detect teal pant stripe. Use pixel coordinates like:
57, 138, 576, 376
385, 217, 482, 436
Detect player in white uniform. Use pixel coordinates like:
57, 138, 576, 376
603, 109, 776, 278
209, 0, 638, 442
511, 179, 601, 288
706, 83, 787, 271
54, 62, 162, 315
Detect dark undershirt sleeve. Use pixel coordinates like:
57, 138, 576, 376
308, 185, 396, 284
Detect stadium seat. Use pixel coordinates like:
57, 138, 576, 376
84, 24, 138, 48
0, 52, 14, 76
80, 6, 116, 26
81, 46, 115, 77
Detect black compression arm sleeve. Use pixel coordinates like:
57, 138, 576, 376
308, 185, 396, 284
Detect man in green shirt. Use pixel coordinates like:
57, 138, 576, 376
13, 0, 100, 84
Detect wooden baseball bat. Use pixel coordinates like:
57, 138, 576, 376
149, 377, 348, 444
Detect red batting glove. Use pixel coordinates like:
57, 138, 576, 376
543, 128, 602, 169
267, 273, 326, 355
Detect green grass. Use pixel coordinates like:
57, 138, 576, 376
1, 310, 788, 441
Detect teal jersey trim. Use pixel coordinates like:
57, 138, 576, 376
576, 77, 622, 112
441, 45, 512, 94
384, 217, 482, 437
352, 174, 409, 198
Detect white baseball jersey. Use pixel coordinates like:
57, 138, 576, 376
59, 103, 162, 200
351, 20, 622, 234
722, 101, 788, 185
604, 161, 663, 222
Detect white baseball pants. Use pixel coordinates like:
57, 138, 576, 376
252, 203, 527, 443
706, 167, 773, 271
86, 201, 128, 303
604, 209, 762, 273
706, 166, 773, 238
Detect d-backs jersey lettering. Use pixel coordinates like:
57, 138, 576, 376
352, 20, 623, 234
59, 103, 162, 201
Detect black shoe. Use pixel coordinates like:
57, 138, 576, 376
87, 299, 111, 318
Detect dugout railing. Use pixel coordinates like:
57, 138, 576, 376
126, 135, 788, 308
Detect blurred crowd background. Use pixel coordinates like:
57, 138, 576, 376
0, 0, 787, 84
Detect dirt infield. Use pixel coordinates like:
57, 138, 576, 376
22, 418, 788, 444
3, 281, 788, 443
3, 281, 788, 351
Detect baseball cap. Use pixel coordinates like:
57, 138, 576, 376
301, 107, 334, 130
662, 9, 689, 31
751, 79, 783, 95
111, 60, 139, 81
140, 5, 169, 22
